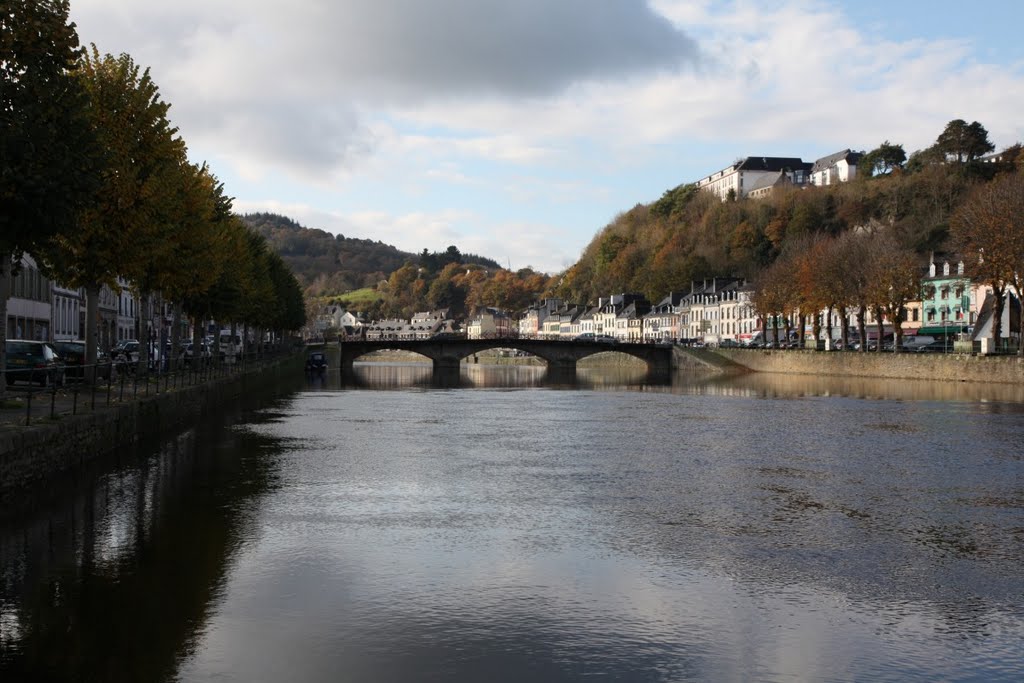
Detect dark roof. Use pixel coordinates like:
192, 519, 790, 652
736, 156, 806, 172
811, 149, 863, 173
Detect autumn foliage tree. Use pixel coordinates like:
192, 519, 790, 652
951, 171, 1024, 353
47, 47, 186, 369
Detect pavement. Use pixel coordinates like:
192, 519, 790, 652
1, 370, 185, 429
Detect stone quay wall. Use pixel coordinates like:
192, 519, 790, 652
0, 355, 302, 502
710, 348, 1024, 384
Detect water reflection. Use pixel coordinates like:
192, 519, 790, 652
0, 396, 289, 681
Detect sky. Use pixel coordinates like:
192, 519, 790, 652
67, 0, 1024, 274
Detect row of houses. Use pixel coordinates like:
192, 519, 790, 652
314, 257, 1020, 351
516, 281, 760, 344
514, 255, 1019, 349
5, 253, 141, 350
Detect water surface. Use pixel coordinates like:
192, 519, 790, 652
2, 363, 1022, 682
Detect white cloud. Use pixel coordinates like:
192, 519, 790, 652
70, 0, 1024, 275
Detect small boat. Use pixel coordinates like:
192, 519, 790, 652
305, 352, 328, 374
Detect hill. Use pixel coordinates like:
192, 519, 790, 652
554, 134, 1022, 306
242, 213, 505, 298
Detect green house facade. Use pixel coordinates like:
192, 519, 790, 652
918, 255, 972, 336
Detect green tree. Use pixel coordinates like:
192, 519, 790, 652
861, 141, 906, 177
1, 0, 97, 395
935, 119, 995, 163
47, 48, 186, 369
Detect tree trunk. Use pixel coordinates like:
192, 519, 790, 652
192, 315, 203, 367
171, 303, 182, 372
825, 306, 834, 346
893, 310, 904, 353
811, 312, 821, 348
993, 286, 1006, 351
874, 307, 884, 353
230, 321, 238, 364
772, 315, 779, 347
138, 293, 151, 375
0, 252, 10, 401
783, 316, 792, 345
85, 285, 99, 367
839, 305, 849, 350
858, 305, 867, 353
798, 313, 806, 346
1016, 288, 1024, 357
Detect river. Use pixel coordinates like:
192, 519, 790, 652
1, 360, 1022, 682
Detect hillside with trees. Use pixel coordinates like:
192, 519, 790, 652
243, 213, 504, 298
553, 120, 1022, 307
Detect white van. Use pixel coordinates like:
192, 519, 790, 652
902, 335, 936, 350
219, 330, 243, 361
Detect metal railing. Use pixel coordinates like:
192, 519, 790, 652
4, 347, 295, 427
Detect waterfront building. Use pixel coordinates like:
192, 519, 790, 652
467, 308, 513, 339
916, 254, 972, 338
643, 292, 684, 342
116, 279, 139, 342
518, 298, 563, 339
6, 253, 52, 341
51, 282, 83, 342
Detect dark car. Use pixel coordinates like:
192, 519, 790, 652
4, 340, 65, 387
51, 341, 112, 380
306, 352, 328, 374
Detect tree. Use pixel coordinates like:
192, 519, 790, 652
47, 48, 186, 371
1, 0, 97, 396
861, 141, 906, 177
865, 232, 923, 352
935, 119, 995, 163
951, 172, 1024, 354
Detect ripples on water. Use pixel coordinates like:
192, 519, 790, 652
2, 359, 1023, 682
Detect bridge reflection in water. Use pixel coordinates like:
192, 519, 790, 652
339, 338, 674, 384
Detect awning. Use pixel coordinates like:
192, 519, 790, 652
917, 325, 969, 335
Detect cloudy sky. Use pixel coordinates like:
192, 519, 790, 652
68, 0, 1024, 273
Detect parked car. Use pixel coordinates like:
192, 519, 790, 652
592, 335, 618, 344
50, 341, 112, 380
113, 339, 140, 363
916, 340, 951, 353
4, 340, 65, 387
179, 341, 213, 365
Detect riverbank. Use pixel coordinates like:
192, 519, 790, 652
707, 347, 1024, 384
0, 352, 304, 506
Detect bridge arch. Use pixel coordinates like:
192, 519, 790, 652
339, 338, 673, 375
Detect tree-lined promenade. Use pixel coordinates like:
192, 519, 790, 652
1, 1, 305, 400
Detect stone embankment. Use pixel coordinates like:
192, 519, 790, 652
0, 354, 303, 504
704, 348, 1024, 384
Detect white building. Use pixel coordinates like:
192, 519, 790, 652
809, 149, 863, 186
696, 157, 810, 201
518, 298, 563, 339
467, 308, 513, 339
52, 282, 83, 342
116, 280, 138, 342
6, 253, 52, 341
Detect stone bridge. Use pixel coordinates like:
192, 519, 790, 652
339, 338, 674, 377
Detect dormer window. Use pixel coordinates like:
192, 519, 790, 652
943, 262, 950, 276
